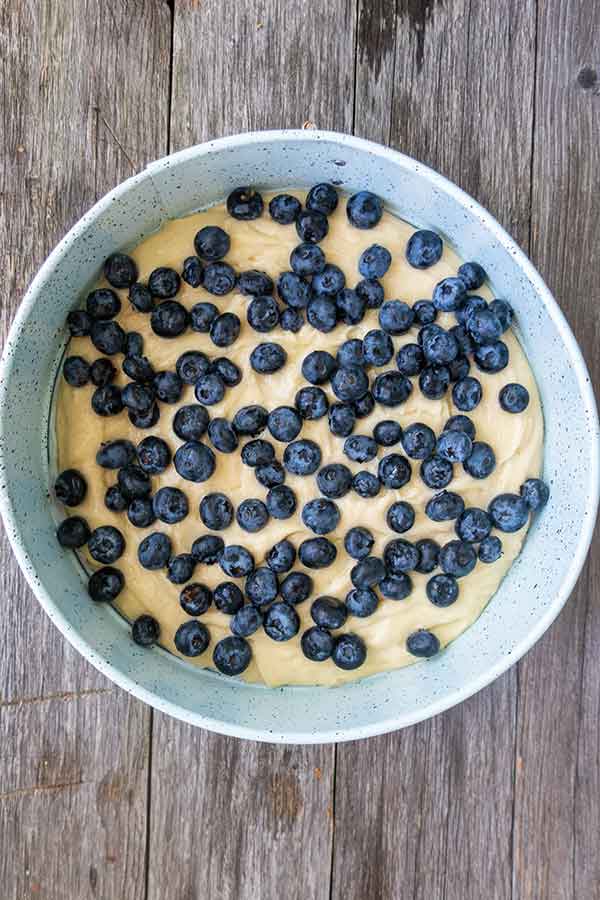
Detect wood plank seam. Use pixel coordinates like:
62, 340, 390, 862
0, 687, 113, 709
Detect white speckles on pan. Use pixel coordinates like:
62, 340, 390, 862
0, 130, 598, 743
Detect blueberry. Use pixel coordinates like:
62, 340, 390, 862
332, 633, 366, 670
358, 243, 391, 279
302, 350, 338, 385
456, 507, 492, 542
269, 193, 301, 224
302, 498, 340, 534
266, 539, 296, 573
474, 341, 509, 373
489, 299, 514, 331
247, 296, 280, 332
56, 515, 91, 549
232, 405, 268, 436
306, 182, 338, 215
150, 300, 189, 338
175, 620, 210, 657
105, 485, 127, 512
250, 342, 287, 374
328, 402, 356, 437
426, 490, 465, 523
299, 537, 337, 569
426, 573, 459, 606
311, 596, 347, 629
67, 309, 92, 336
372, 371, 412, 407
444, 414, 476, 439
191, 535, 225, 564
266, 484, 297, 519
453, 377, 482, 412
241, 438, 275, 467
432, 276, 467, 312
210, 311, 240, 346
337, 339, 364, 368
379, 300, 414, 335
488, 493, 530, 532
167, 553, 196, 584
439, 540, 477, 578
458, 261, 486, 290
63, 356, 90, 387
296, 208, 329, 243
227, 186, 263, 220
466, 307, 503, 344
213, 636, 251, 675
447, 356, 471, 382
295, 386, 329, 420
190, 301, 219, 332
290, 242, 326, 276
380, 571, 414, 603
331, 365, 369, 402
266, 408, 301, 444
353, 470, 381, 497
88, 566, 124, 602
238, 269, 274, 297
122, 355, 154, 382
124, 332, 143, 357
301, 626, 334, 661
173, 404, 209, 442
463, 441, 496, 479
280, 307, 304, 332
346, 587, 378, 617
356, 278, 385, 308
401, 423, 436, 460
237, 498, 269, 532
407, 629, 440, 657
211, 357, 242, 387
378, 453, 412, 488
499, 383, 530, 413
336, 289, 367, 326
214, 582, 245, 614
396, 343, 425, 377
255, 461, 286, 488
413, 299, 437, 325
131, 614, 160, 647
86, 288, 121, 320
421, 325, 459, 365
449, 324, 474, 357
121, 382, 155, 414
153, 486, 189, 524
54, 469, 87, 506
344, 434, 377, 463
373, 420, 402, 446
344, 527, 374, 560
182, 256, 204, 288
199, 492, 234, 530
419, 365, 450, 399
245, 567, 279, 606
129, 283, 154, 313
415, 539, 440, 573
479, 535, 503, 563
436, 430, 473, 463
88, 525, 125, 564
231, 605, 263, 638
148, 267, 181, 299
90, 320, 126, 355
154, 371, 183, 404
175, 351, 209, 385
276, 272, 311, 308
174, 441, 216, 482
406, 229, 443, 268
194, 372, 225, 406
194, 225, 230, 261
351, 556, 386, 589
283, 439, 321, 475
264, 602, 300, 641
354, 391, 374, 418
455, 295, 487, 326
117, 464, 151, 500
347, 191, 383, 229
281, 571, 313, 605
387, 501, 415, 533
520, 478, 550, 510
219, 545, 255, 578
180, 583, 213, 616
384, 538, 420, 573
127, 497, 156, 528
312, 264, 345, 297
420, 455, 454, 489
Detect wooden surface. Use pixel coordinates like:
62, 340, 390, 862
0, 1, 598, 898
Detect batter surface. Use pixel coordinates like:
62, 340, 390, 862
55, 191, 543, 686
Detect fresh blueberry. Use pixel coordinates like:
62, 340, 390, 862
488, 493, 530, 532
418, 365, 450, 399
167, 553, 197, 584
306, 182, 338, 215
266, 485, 297, 519
378, 453, 412, 488
426, 573, 459, 606
432, 276, 467, 312
302, 498, 340, 534
214, 582, 245, 614
283, 439, 321, 475
458, 261, 486, 290
105, 485, 127, 512
387, 501, 415, 533
474, 341, 509, 373
373, 420, 402, 446
118, 464, 151, 499
250, 342, 287, 374
219, 545, 255, 578
352, 470, 381, 497
396, 343, 424, 377
359, 244, 392, 279
237, 498, 269, 532
311, 596, 347, 629
489, 299, 514, 331
356, 278, 384, 308
173, 404, 209, 442
361, 329, 393, 368
199, 492, 234, 530
312, 264, 345, 297
264, 602, 300, 641
131, 614, 160, 647
372, 371, 412, 407
231, 605, 263, 638
449, 324, 474, 357
463, 441, 496, 479
88, 566, 124, 602
301, 626, 334, 661
210, 311, 240, 347
420, 455, 454, 489
194, 225, 230, 261
436, 430, 473, 463
154, 371, 183, 404
175, 620, 210, 657
456, 507, 492, 542
401, 423, 436, 459
90, 320, 126, 355
267, 406, 302, 444
331, 365, 369, 402
406, 229, 443, 268
336, 288, 367, 325
104, 253, 138, 289
425, 490, 465, 522
337, 339, 364, 368
148, 267, 181, 299
56, 515, 91, 549
328, 402, 355, 437
380, 570, 414, 601
315, 464, 352, 500
295, 386, 329, 420
346, 191, 383, 229
298, 537, 337, 569
413, 299, 437, 325
290, 242, 326, 276
238, 269, 274, 297
182, 256, 204, 288
269, 193, 301, 224
153, 486, 189, 524
124, 332, 143, 357
354, 393, 376, 424
121, 382, 155, 414
455, 295, 487, 326
479, 535, 503, 563
191, 535, 225, 564
467, 307, 503, 345
88, 525, 125, 564
180, 583, 213, 616
351, 556, 386, 588
280, 571, 313, 605
447, 356, 471, 382
520, 478, 549, 510
344, 435, 378, 463
302, 350, 337, 385
241, 438, 275, 467
127, 497, 156, 529
202, 263, 237, 299
129, 283, 154, 313
379, 300, 414, 335
406, 629, 440, 657
280, 307, 304, 332
195, 372, 226, 407
86, 288, 121, 320
439, 540, 477, 577
453, 377, 482, 411
499, 383, 530, 413
67, 309, 92, 337
247, 296, 281, 332
212, 358, 242, 388
150, 300, 189, 338
444, 414, 476, 439
332, 633, 366, 670
227, 186, 263, 220
344, 527, 374, 560
63, 356, 90, 387
190, 301, 219, 332
421, 325, 459, 365
296, 208, 329, 243
174, 441, 216, 482
213, 636, 251, 675
346, 587, 378, 617
122, 355, 154, 383
255, 460, 286, 488
232, 405, 268, 436
175, 351, 209, 385
266, 539, 296, 573
415, 539, 441, 574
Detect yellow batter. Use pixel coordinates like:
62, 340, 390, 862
55, 191, 543, 686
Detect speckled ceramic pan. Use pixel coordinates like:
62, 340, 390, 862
0, 130, 598, 743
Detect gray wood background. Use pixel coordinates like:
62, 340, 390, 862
1, 1, 598, 897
